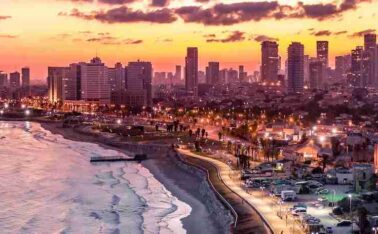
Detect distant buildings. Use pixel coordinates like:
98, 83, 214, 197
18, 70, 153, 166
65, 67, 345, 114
185, 47, 198, 96
287, 42, 304, 93
47, 58, 152, 109
175, 65, 181, 83
239, 65, 247, 82
335, 55, 351, 80
261, 41, 279, 83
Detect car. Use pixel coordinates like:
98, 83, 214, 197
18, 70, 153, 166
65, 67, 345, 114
336, 220, 352, 227
326, 227, 333, 234
316, 188, 330, 195
292, 207, 307, 216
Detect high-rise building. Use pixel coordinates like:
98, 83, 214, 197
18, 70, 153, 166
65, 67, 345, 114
309, 59, 324, 89
175, 65, 181, 83
303, 55, 310, 83
206, 62, 220, 85
108, 63, 125, 92
9, 72, 21, 99
79, 57, 110, 104
21, 67, 30, 97
317, 41, 329, 68
185, 47, 198, 96
65, 63, 81, 100
261, 41, 279, 82
47, 67, 69, 103
239, 65, 247, 82
287, 42, 304, 93
0, 72, 8, 98
126, 61, 153, 107
364, 34, 377, 86
351, 46, 364, 87
335, 55, 351, 80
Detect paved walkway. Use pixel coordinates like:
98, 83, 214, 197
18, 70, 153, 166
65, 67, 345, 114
178, 148, 303, 234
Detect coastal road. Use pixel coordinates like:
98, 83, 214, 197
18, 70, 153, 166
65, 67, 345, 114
178, 148, 302, 234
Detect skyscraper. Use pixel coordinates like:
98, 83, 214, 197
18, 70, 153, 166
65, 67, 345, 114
175, 65, 181, 84
127, 61, 153, 107
206, 62, 220, 85
239, 65, 247, 82
185, 47, 198, 96
351, 46, 364, 87
309, 59, 323, 90
47, 67, 69, 103
21, 67, 30, 97
108, 62, 125, 93
261, 41, 279, 82
80, 57, 110, 104
287, 42, 304, 93
316, 41, 329, 67
9, 72, 21, 99
335, 55, 351, 80
364, 34, 377, 86
0, 72, 8, 99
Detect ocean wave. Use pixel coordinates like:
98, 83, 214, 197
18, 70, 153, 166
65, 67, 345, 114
0, 121, 191, 234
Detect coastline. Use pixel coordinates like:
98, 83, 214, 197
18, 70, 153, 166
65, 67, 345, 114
38, 121, 233, 234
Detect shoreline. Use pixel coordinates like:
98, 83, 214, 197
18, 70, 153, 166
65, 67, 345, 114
37, 121, 233, 234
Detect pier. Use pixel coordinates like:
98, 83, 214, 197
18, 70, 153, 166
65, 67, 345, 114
90, 154, 147, 163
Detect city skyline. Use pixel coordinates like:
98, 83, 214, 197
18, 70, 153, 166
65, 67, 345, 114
0, 0, 377, 81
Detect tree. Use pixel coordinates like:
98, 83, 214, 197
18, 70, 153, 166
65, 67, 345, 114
357, 207, 369, 234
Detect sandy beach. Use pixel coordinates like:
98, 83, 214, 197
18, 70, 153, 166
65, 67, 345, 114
40, 121, 233, 234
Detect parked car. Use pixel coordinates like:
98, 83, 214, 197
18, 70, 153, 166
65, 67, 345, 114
336, 220, 352, 227
292, 207, 307, 216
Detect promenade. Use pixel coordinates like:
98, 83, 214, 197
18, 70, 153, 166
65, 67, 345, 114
178, 148, 304, 234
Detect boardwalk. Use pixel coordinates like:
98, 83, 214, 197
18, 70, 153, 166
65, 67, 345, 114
177, 150, 272, 234
178, 148, 302, 234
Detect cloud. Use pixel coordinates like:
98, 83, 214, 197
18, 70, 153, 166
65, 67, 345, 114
84, 32, 142, 45
0, 34, 17, 39
251, 34, 278, 42
311, 30, 332, 36
59, 6, 176, 23
151, 0, 169, 7
59, 0, 372, 26
334, 30, 347, 35
206, 31, 245, 43
0, 15, 11, 20
349, 29, 376, 37
175, 2, 279, 26
175, 0, 371, 25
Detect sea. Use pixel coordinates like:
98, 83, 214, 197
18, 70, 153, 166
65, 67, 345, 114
0, 121, 191, 234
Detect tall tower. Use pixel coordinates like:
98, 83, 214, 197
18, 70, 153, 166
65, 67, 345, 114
127, 61, 153, 107
351, 46, 364, 87
261, 41, 279, 82
185, 47, 198, 96
287, 42, 304, 93
206, 62, 220, 85
316, 41, 329, 67
21, 67, 30, 97
364, 34, 377, 86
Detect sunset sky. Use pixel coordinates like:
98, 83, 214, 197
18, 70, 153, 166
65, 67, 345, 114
0, 0, 377, 82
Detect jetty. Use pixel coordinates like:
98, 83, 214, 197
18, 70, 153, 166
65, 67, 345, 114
90, 154, 147, 163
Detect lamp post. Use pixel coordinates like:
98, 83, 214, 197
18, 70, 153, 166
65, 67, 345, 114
348, 194, 352, 215
373, 227, 377, 234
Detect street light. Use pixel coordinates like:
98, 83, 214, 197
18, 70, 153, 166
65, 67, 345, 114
372, 227, 377, 234
25, 109, 31, 116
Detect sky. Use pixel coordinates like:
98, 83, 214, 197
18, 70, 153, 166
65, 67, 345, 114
0, 0, 377, 83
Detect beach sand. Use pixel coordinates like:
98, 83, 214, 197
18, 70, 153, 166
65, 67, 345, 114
40, 122, 231, 234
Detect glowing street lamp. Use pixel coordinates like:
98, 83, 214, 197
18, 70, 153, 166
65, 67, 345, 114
116, 119, 122, 125
4, 103, 9, 109
25, 109, 31, 116
319, 136, 325, 143
0, 109, 3, 115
